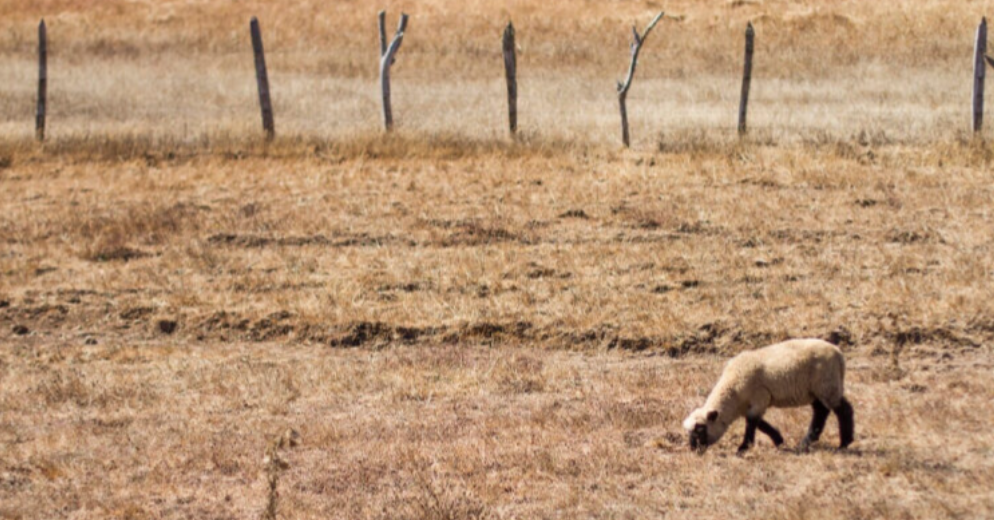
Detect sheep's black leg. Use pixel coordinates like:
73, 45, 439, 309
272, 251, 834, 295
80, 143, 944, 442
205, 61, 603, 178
757, 419, 784, 447
834, 397, 855, 449
738, 417, 759, 454
798, 401, 830, 451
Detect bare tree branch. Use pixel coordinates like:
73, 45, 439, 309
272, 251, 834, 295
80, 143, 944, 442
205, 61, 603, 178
617, 12, 664, 97
617, 11, 664, 148
378, 11, 387, 57
380, 12, 410, 131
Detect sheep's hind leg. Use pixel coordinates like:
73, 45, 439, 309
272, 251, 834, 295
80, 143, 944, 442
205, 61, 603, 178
798, 401, 830, 452
757, 419, 783, 447
834, 397, 855, 449
738, 417, 760, 454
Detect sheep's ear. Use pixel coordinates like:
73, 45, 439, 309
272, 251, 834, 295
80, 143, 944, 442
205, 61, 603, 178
706, 410, 719, 423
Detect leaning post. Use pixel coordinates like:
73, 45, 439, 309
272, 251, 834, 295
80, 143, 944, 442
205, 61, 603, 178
738, 22, 755, 136
36, 20, 47, 142
616, 11, 665, 148
502, 22, 518, 136
250, 17, 275, 140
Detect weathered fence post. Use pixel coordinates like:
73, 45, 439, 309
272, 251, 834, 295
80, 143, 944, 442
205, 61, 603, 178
36, 20, 47, 142
974, 17, 987, 134
503, 22, 518, 136
250, 17, 275, 140
617, 11, 665, 148
379, 11, 409, 131
738, 22, 755, 136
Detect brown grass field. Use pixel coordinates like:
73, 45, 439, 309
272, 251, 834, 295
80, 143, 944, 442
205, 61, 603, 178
3, 0, 994, 519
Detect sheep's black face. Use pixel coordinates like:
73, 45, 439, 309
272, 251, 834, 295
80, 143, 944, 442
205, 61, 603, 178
689, 424, 709, 454
684, 408, 721, 454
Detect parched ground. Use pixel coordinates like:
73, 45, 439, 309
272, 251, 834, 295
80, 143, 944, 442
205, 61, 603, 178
2, 339, 993, 519
1, 144, 994, 518
3, 0, 994, 517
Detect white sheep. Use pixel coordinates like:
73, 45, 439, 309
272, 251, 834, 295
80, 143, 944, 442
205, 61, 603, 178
682, 338, 854, 454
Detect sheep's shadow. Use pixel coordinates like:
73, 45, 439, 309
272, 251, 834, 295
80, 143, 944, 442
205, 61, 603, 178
785, 444, 867, 457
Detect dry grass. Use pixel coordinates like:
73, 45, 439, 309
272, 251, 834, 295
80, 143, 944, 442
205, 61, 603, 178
3, 143, 994, 518
0, 0, 993, 145
1, 342, 993, 519
3, 0, 994, 518
4, 143, 994, 349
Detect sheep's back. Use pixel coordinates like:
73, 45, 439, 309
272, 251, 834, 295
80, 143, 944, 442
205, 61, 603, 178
735, 339, 845, 409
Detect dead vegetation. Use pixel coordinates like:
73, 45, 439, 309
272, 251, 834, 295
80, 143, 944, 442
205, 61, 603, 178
4, 142, 993, 356
2, 0, 994, 145
3, 0, 994, 518
2, 142, 994, 518
1, 340, 992, 519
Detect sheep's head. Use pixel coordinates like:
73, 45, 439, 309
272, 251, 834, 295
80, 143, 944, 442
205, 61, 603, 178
683, 408, 726, 454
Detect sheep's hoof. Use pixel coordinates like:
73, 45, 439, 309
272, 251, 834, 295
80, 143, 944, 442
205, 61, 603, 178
796, 441, 812, 453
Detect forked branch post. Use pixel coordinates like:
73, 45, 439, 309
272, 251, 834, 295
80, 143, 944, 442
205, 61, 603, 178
380, 11, 409, 131
617, 11, 665, 148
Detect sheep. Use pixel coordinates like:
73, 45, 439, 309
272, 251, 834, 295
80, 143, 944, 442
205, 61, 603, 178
682, 338, 854, 454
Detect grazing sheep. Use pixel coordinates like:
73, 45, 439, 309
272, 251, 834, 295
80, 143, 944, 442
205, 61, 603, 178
682, 338, 854, 454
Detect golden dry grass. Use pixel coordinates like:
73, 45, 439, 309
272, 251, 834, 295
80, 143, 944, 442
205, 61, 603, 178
3, 0, 994, 519
0, 0, 993, 144
3, 143, 994, 518
4, 341, 994, 519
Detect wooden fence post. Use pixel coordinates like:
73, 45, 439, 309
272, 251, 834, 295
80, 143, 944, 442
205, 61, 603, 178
616, 11, 665, 148
379, 11, 409, 132
503, 22, 518, 136
974, 17, 987, 134
36, 20, 47, 142
738, 22, 754, 136
250, 17, 275, 140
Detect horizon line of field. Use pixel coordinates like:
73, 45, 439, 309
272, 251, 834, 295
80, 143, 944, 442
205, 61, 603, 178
21, 13, 994, 148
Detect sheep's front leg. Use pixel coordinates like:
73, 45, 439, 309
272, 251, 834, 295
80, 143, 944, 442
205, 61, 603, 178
757, 419, 783, 447
738, 417, 759, 454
